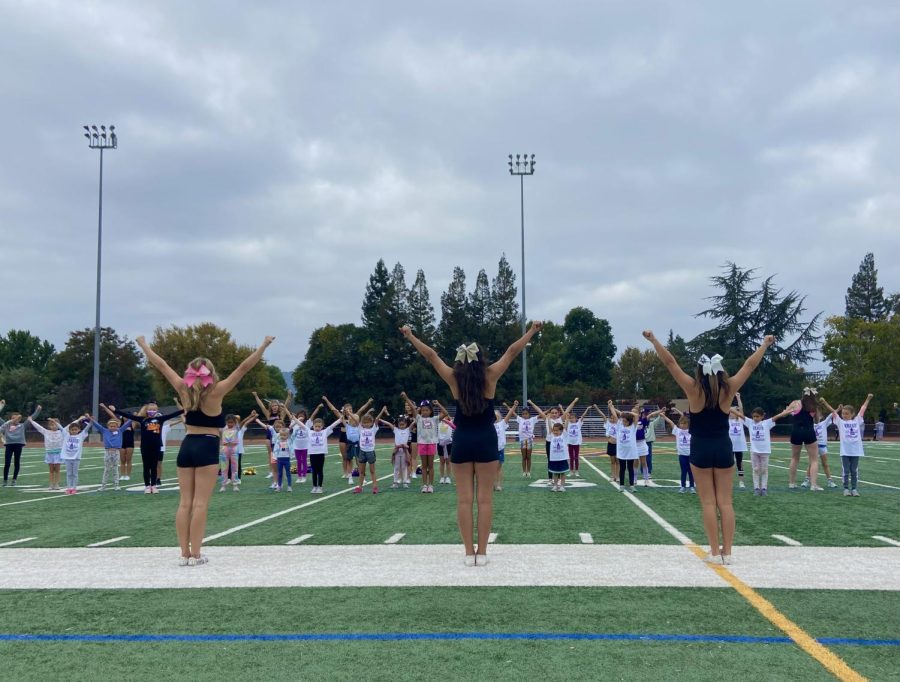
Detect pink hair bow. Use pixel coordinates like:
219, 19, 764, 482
184, 364, 213, 388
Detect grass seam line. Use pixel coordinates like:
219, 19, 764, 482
577, 454, 869, 682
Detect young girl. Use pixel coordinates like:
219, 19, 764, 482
403, 393, 448, 494
60, 417, 91, 494
307, 408, 343, 494
1, 405, 42, 486
286, 406, 318, 485
379, 414, 412, 489
529, 399, 576, 477
159, 402, 184, 488
273, 427, 294, 492
636, 406, 665, 485
234, 411, 257, 483
805, 409, 838, 489
90, 414, 133, 491
823, 394, 872, 497
27, 413, 64, 490
120, 418, 135, 481
354, 407, 388, 494
547, 421, 570, 491
253, 391, 290, 482
565, 401, 585, 478
609, 401, 639, 492
728, 393, 748, 489
255, 417, 287, 490
514, 406, 538, 478
787, 390, 822, 491
493, 401, 518, 491
663, 409, 695, 493
437, 406, 455, 484
219, 416, 240, 492
595, 403, 619, 482
106, 401, 183, 494
738, 404, 794, 496
404, 401, 419, 481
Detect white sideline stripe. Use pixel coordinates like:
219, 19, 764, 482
579, 457, 694, 546
87, 536, 130, 548
0, 537, 36, 547
1, 545, 898, 590
0, 477, 181, 507
579, 533, 594, 544
204, 472, 395, 543
385, 533, 405, 544
766, 462, 900, 490
872, 535, 900, 547
488, 533, 498, 543
286, 534, 314, 546
772, 534, 803, 547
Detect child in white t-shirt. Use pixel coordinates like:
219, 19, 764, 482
437, 407, 455, 485
493, 402, 517, 492
609, 401, 639, 492
379, 415, 412, 489
515, 408, 539, 479
354, 407, 387, 495
306, 415, 342, 494
662, 410, 694, 493
60, 418, 91, 494
740, 404, 793, 496
825, 394, 872, 497
728, 393, 748, 489
803, 412, 838, 489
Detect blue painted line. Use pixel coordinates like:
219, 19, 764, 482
0, 632, 898, 646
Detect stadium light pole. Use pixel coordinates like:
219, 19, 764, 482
83, 124, 117, 434
508, 153, 535, 406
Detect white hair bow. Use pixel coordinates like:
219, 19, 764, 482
803, 387, 818, 397
455, 343, 479, 364
698, 353, 724, 376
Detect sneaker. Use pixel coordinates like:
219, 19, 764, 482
269, 482, 277, 489
619, 485, 626, 492
843, 488, 851, 496
464, 555, 476, 567
287, 486, 293, 492
800, 478, 810, 489
114, 486, 120, 491
679, 487, 686, 493
265, 472, 273, 479
391, 482, 399, 489
10, 480, 16, 487
299, 477, 306, 483
475, 554, 489, 567
274, 485, 281, 492
753, 488, 761, 496
123, 475, 130, 481
851, 489, 860, 497
411, 472, 418, 479
421, 486, 428, 493
372, 486, 379, 494
703, 554, 722, 565
428, 485, 435, 493
788, 484, 797, 490
827, 479, 837, 488
353, 486, 363, 494
629, 486, 636, 493
178, 556, 190, 567
558, 485, 566, 492
493, 485, 501, 492
187, 556, 209, 567
144, 487, 152, 494
760, 488, 767, 496
810, 486, 824, 492
403, 482, 410, 489
233, 484, 240, 492
1, 481, 6, 487
691, 487, 697, 494
219, 485, 226, 493
738, 480, 745, 489
348, 476, 354, 484
722, 555, 734, 566
150, 486, 159, 494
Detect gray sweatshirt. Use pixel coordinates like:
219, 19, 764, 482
0, 407, 42, 445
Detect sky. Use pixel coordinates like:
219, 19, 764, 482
1, 0, 898, 373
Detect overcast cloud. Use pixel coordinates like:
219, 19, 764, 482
1, 0, 898, 373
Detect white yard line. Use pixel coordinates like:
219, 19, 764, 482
579, 533, 594, 544
0, 545, 896, 590
285, 534, 314, 545
766, 462, 900, 490
204, 472, 394, 543
87, 536, 130, 548
872, 535, 900, 547
772, 534, 803, 546
0, 537, 36, 548
384, 533, 405, 544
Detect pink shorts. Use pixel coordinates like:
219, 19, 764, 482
418, 443, 437, 457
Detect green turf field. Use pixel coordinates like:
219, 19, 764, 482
1, 439, 898, 680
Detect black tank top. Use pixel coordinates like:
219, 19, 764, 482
185, 409, 226, 428
689, 406, 729, 439
793, 410, 814, 431
453, 398, 496, 430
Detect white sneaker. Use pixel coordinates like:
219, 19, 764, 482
219, 485, 226, 493
391, 482, 399, 489
269, 483, 277, 489
703, 554, 722, 565
788, 483, 798, 490
265, 472, 273, 479
187, 555, 209, 567
810, 486, 824, 492
299, 477, 306, 483
691, 487, 697, 494
679, 487, 686, 493
475, 554, 489, 567
178, 556, 190, 567
464, 555, 476, 567
738, 480, 745, 489
629, 486, 636, 493
287, 486, 293, 492
558, 484, 566, 492
800, 479, 809, 488
403, 482, 410, 489
843, 488, 851, 496
144, 487, 152, 494
827, 479, 837, 488
412, 473, 418, 479
722, 555, 734, 566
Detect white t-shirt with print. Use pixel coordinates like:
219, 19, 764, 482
744, 418, 775, 455
359, 426, 378, 453
308, 420, 340, 455
516, 417, 538, 443
566, 419, 584, 446
616, 422, 638, 460
728, 418, 747, 452
495, 421, 508, 451
814, 414, 833, 447
548, 434, 568, 462
672, 427, 692, 458
836, 416, 865, 457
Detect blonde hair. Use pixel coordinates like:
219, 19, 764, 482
184, 357, 219, 411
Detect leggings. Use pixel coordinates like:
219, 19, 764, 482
735, 452, 744, 477
568, 444, 580, 471
277, 457, 292, 487
679, 455, 694, 488
139, 445, 158, 487
309, 453, 325, 487
101, 449, 120, 488
294, 449, 308, 477
4, 444, 24, 481
751, 453, 769, 490
393, 447, 409, 483
841, 456, 860, 490
618, 459, 635, 486
227, 452, 243, 480
221, 446, 239, 484
646, 441, 653, 474
65, 460, 80, 489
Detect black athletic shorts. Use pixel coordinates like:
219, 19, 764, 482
451, 425, 500, 464
689, 435, 735, 469
606, 442, 618, 458
176, 434, 220, 468
790, 427, 817, 446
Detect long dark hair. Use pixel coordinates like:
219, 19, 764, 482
694, 365, 729, 410
800, 395, 817, 413
454, 343, 488, 416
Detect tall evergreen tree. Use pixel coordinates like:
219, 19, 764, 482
468, 269, 493, 345
390, 262, 410, 324
489, 254, 520, 354
361, 259, 393, 330
845, 252, 890, 322
360, 259, 405, 393
407, 269, 436, 343
437, 267, 469, 358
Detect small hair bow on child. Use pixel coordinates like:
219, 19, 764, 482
455, 343, 479, 364
698, 354, 724, 376
184, 363, 213, 388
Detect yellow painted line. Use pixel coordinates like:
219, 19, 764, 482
687, 544, 867, 682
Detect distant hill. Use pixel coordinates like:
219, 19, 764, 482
282, 370, 295, 393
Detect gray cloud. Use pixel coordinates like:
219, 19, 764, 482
1, 0, 897, 372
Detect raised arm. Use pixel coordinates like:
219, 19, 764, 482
28, 416, 50, 436
563, 397, 579, 415
642, 330, 695, 394
432, 400, 450, 421
239, 411, 258, 428
858, 393, 874, 420
728, 336, 776, 394
399, 392, 417, 415
356, 398, 374, 418
399, 326, 456, 387
251, 391, 270, 416
487, 321, 543, 380
819, 397, 838, 417
735, 392, 744, 415
527, 400, 548, 420
503, 401, 519, 423
771, 404, 796, 422
111, 405, 142, 421
661, 412, 677, 430
99, 403, 118, 420
607, 400, 620, 421
215, 337, 276, 395
135, 336, 185, 394
321, 396, 343, 420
